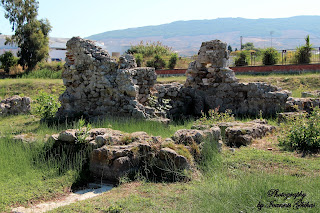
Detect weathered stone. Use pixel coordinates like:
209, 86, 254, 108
172, 129, 205, 144
224, 120, 276, 147
0, 96, 31, 115
159, 147, 189, 170
57, 37, 157, 119
58, 129, 77, 142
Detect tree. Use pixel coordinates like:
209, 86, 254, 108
0, 51, 18, 73
262, 48, 279, 65
1, 0, 52, 72
234, 51, 248, 66
168, 53, 178, 69
295, 35, 313, 64
228, 45, 233, 52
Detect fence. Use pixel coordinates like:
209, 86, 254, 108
230, 48, 320, 66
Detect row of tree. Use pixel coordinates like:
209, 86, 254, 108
0, 0, 51, 73
232, 35, 314, 66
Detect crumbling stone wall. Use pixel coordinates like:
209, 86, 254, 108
57, 37, 157, 119
166, 40, 290, 117
58, 38, 291, 120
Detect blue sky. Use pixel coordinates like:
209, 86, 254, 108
1, 0, 319, 38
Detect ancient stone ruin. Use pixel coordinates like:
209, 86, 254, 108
57, 37, 157, 119
177, 40, 291, 117
0, 95, 31, 116
58, 38, 291, 120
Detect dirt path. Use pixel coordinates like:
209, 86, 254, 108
12, 183, 113, 213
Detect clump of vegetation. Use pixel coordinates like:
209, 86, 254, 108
127, 41, 173, 58
119, 134, 137, 145
146, 54, 166, 70
34, 91, 60, 120
135, 53, 143, 67
234, 51, 248, 66
0, 51, 18, 73
75, 117, 92, 144
279, 106, 320, 154
294, 35, 313, 64
194, 108, 235, 126
162, 142, 193, 162
262, 47, 279, 65
168, 53, 178, 69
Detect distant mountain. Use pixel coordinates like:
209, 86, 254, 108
87, 16, 320, 56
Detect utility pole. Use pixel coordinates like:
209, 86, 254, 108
270, 31, 274, 47
240, 36, 243, 50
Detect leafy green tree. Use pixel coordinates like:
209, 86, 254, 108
168, 53, 178, 69
234, 51, 248, 66
1, 0, 52, 72
146, 54, 166, 70
228, 45, 233, 52
295, 35, 313, 64
126, 41, 173, 58
0, 51, 18, 73
262, 47, 279, 65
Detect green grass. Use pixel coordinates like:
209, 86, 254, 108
50, 140, 320, 213
96, 117, 194, 138
0, 78, 65, 99
237, 73, 320, 98
21, 69, 62, 79
0, 137, 90, 212
1, 73, 320, 212
157, 76, 186, 84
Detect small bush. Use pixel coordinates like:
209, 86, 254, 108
279, 107, 320, 154
0, 51, 18, 73
262, 48, 279, 65
294, 35, 313, 64
126, 41, 173, 58
153, 54, 166, 70
134, 53, 143, 67
75, 118, 92, 144
234, 51, 248, 66
34, 91, 60, 119
194, 107, 235, 126
146, 55, 166, 70
168, 53, 178, 69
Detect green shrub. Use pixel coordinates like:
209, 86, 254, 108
146, 55, 166, 70
0, 51, 18, 73
134, 53, 143, 67
168, 53, 178, 69
279, 107, 320, 154
34, 91, 60, 119
194, 107, 235, 126
126, 41, 173, 58
75, 118, 92, 144
234, 51, 248, 66
262, 47, 279, 65
294, 35, 313, 64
